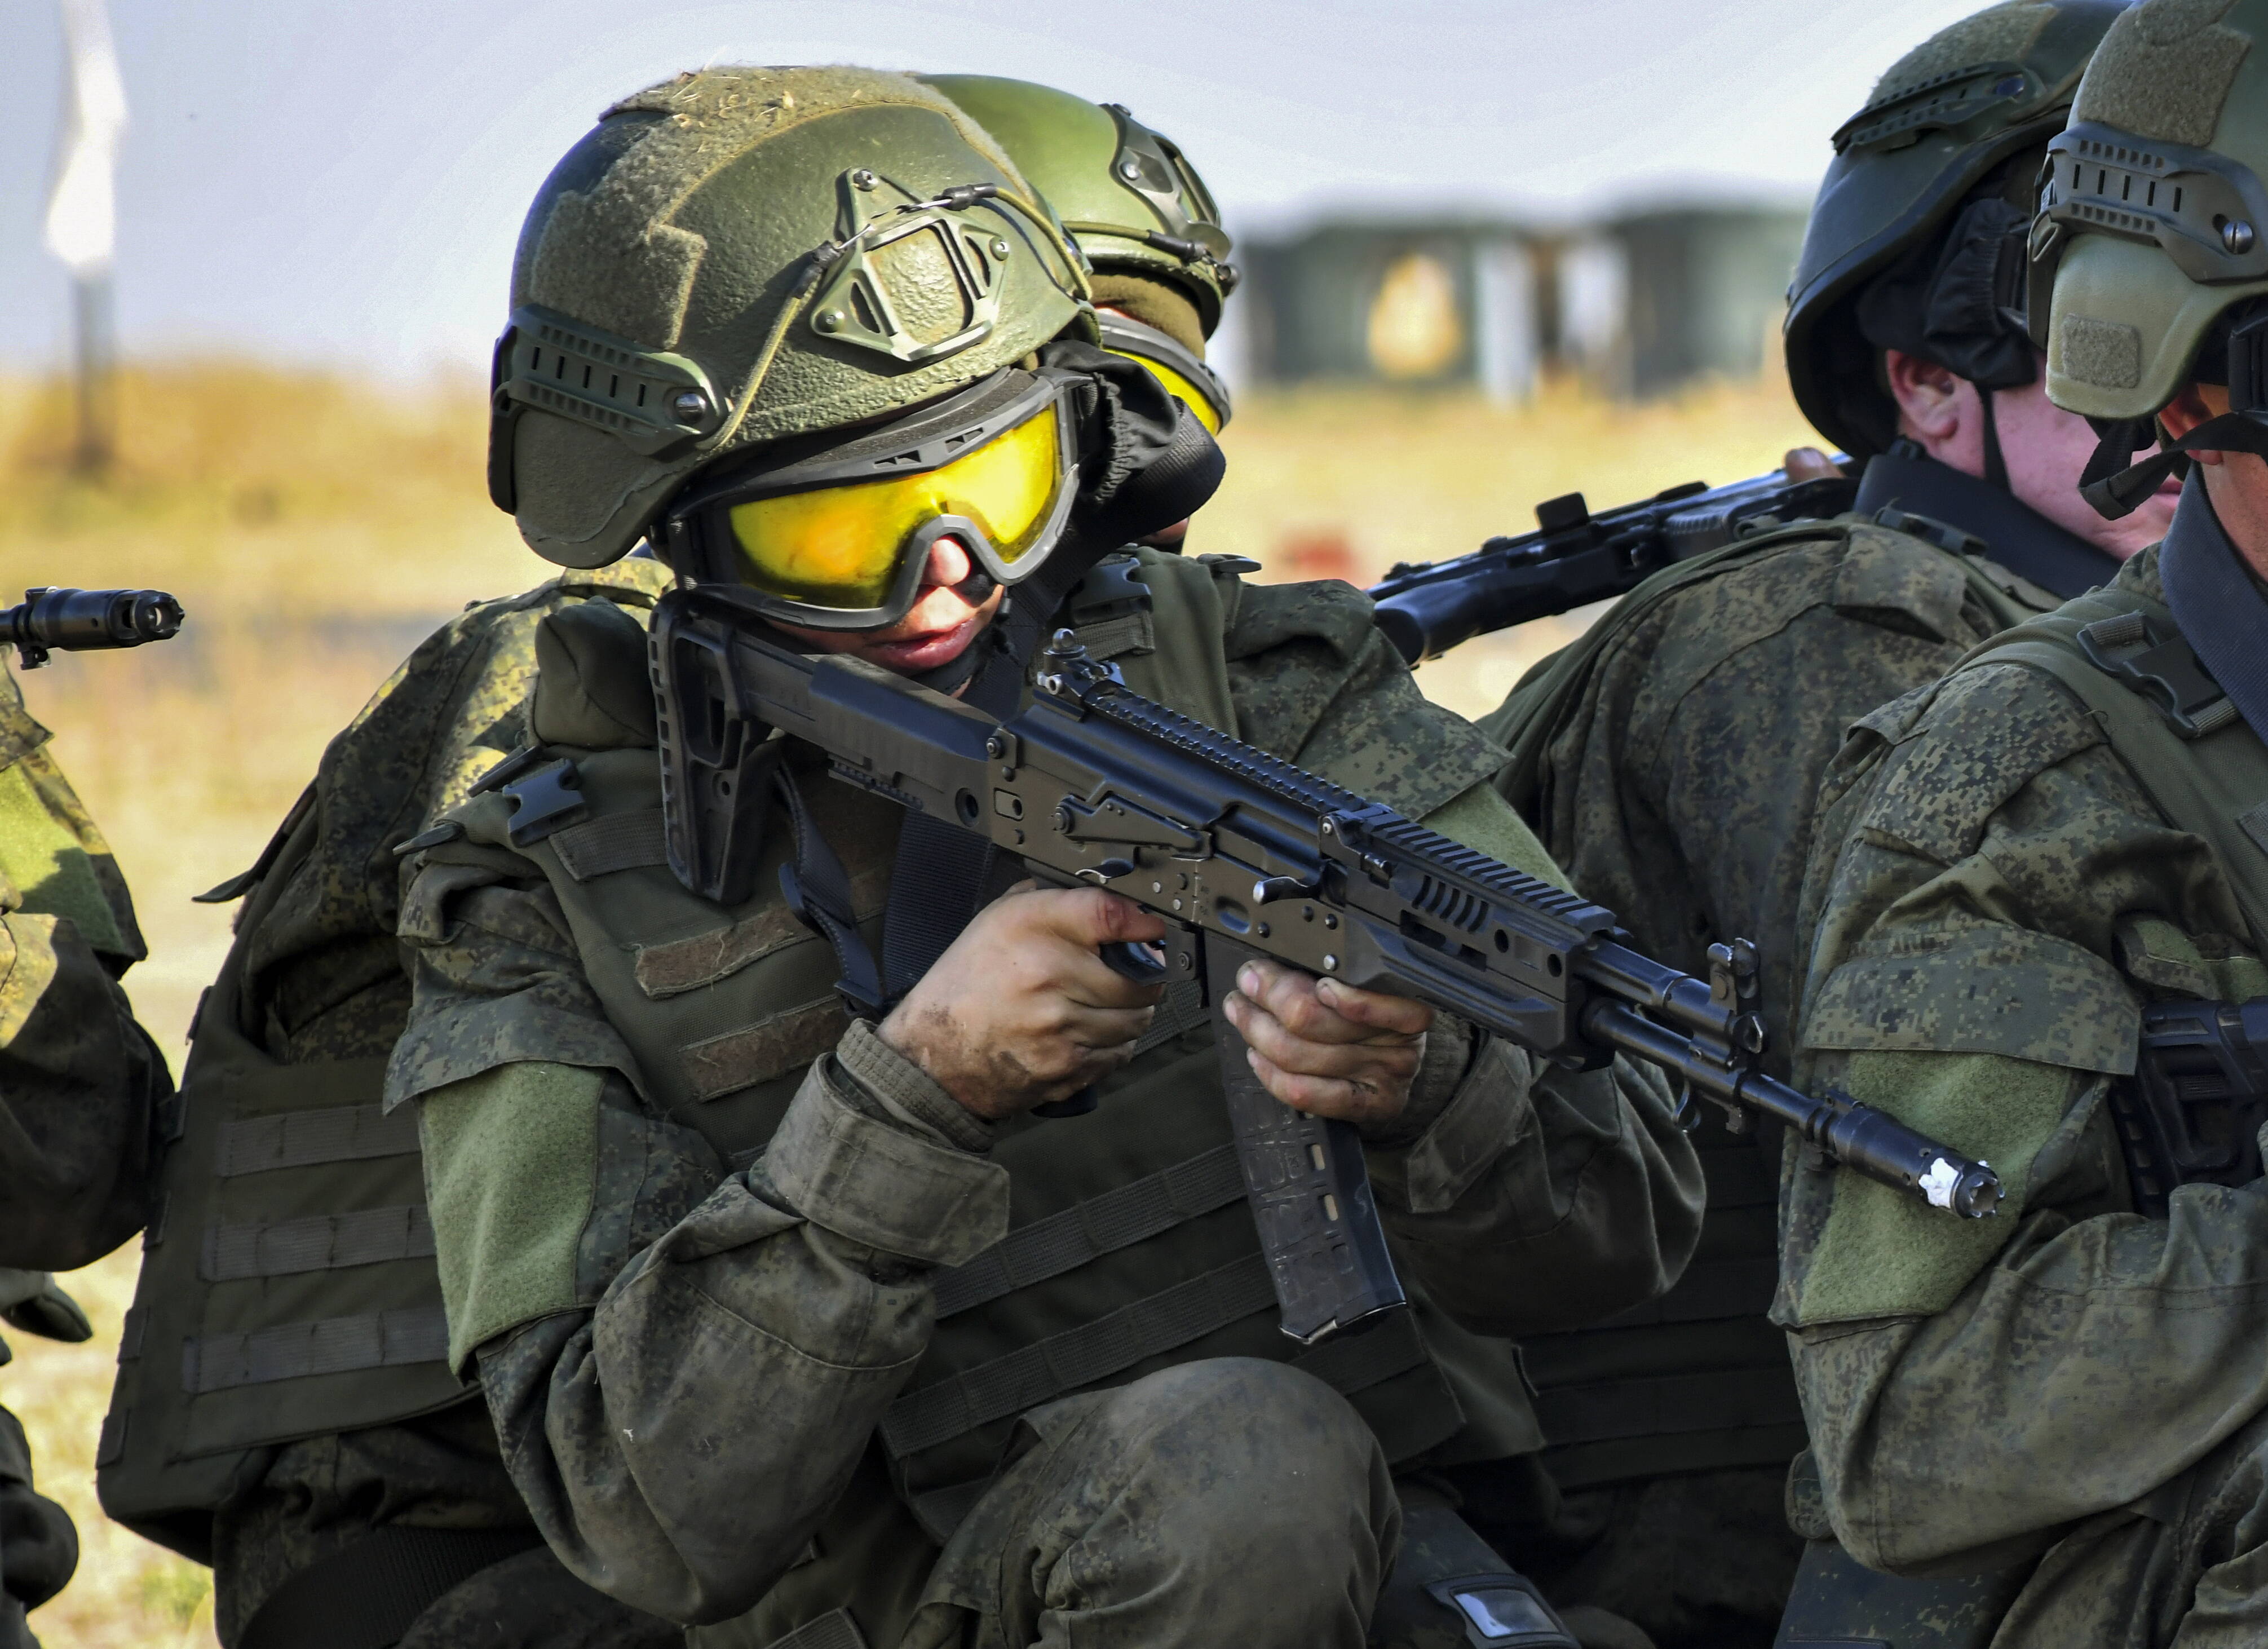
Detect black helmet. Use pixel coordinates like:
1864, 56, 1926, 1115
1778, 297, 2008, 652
1784, 1, 2129, 457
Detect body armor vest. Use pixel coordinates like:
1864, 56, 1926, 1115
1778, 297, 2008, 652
1497, 516, 2046, 1490
416, 549, 1537, 1541
95, 565, 678, 1562
1943, 571, 2268, 1215
96, 793, 466, 1561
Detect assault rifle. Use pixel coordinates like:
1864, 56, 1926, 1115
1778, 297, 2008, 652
2110, 997, 2268, 1219
647, 592, 2000, 1346
0, 587, 184, 670
1369, 465, 1856, 664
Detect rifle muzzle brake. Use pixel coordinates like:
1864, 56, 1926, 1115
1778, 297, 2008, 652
1, 587, 186, 669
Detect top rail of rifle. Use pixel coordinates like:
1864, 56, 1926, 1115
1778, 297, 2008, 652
1072, 677, 1615, 938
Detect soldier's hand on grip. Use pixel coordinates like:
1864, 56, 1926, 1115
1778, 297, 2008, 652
880, 885, 1167, 1120
1223, 958, 1433, 1128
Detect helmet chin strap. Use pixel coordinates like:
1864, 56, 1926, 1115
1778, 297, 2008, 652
2072, 414, 2268, 520
1978, 382, 2011, 493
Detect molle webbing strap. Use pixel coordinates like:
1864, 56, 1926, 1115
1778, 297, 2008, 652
547, 808, 670, 881
930, 1144, 1245, 1319
180, 1305, 449, 1395
237, 1523, 547, 1649
882, 1253, 1431, 1458
201, 1205, 435, 1283
766, 1610, 870, 1649
216, 1104, 419, 1177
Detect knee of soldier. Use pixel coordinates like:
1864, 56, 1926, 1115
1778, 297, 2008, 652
1077, 1356, 1395, 1554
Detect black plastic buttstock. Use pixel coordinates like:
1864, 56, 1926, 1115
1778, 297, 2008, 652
1203, 932, 1405, 1344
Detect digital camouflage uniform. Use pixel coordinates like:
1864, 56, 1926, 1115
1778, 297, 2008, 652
1783, 0, 2268, 1639
1471, 487, 2065, 1649
1465, 6, 2137, 1642
386, 545, 1703, 1649
0, 663, 167, 1646
1783, 506, 2268, 1644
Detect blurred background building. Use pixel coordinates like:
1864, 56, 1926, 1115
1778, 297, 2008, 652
1235, 204, 1810, 401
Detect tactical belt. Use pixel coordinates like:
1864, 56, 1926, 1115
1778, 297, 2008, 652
237, 1524, 546, 1649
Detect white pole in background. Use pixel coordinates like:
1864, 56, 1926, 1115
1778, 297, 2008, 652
43, 0, 128, 476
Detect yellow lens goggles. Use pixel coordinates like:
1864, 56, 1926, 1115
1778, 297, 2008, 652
664, 370, 1079, 630
729, 401, 1064, 608
1097, 315, 1231, 434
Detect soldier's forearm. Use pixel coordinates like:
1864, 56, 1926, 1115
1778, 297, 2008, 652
463, 1045, 1003, 1622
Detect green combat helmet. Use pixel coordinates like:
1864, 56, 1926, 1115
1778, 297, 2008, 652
2035, 0, 2268, 513
487, 66, 1092, 568
1785, 0, 2130, 459
921, 74, 1235, 436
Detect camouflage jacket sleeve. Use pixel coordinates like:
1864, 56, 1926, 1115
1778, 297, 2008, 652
1781, 655, 2268, 1572
1480, 525, 2011, 1068
0, 669, 165, 1270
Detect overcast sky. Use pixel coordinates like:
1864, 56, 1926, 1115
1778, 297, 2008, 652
2, 0, 1988, 379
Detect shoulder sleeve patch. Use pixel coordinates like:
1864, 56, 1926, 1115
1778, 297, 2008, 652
1856, 662, 2104, 868
1829, 527, 1972, 644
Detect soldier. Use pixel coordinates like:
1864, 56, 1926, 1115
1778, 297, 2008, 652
108, 67, 1661, 1649
1783, 0, 2268, 1638
1465, 6, 2147, 1644
383, 64, 1703, 1649
0, 657, 170, 1646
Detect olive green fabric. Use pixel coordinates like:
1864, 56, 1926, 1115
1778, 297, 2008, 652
1781, 543, 2268, 1587
421, 1063, 603, 1374
1420, 780, 1564, 887
0, 666, 162, 1277
501, 67, 1088, 568
1793, 1050, 2074, 1321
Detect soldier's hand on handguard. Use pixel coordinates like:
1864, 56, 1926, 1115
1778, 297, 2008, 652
1223, 959, 1433, 1128
881, 885, 1168, 1120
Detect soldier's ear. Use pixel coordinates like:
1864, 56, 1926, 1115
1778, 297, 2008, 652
530, 599, 658, 749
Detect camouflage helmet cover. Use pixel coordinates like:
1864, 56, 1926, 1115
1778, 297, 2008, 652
2042, 0, 2268, 421
1785, 1, 2130, 457
491, 66, 1091, 569
919, 74, 1236, 339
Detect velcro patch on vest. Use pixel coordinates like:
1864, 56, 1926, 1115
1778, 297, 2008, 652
180, 1305, 449, 1393
549, 810, 669, 881
200, 1204, 435, 1281
633, 865, 888, 998
678, 997, 847, 1102
217, 1104, 420, 1177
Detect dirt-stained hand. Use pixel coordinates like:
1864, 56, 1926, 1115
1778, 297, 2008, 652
1782, 446, 1846, 483
1221, 959, 1433, 1128
879, 885, 1167, 1120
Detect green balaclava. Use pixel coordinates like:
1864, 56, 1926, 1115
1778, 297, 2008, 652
488, 66, 1093, 569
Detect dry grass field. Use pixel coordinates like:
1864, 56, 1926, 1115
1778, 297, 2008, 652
0, 362, 1819, 1645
